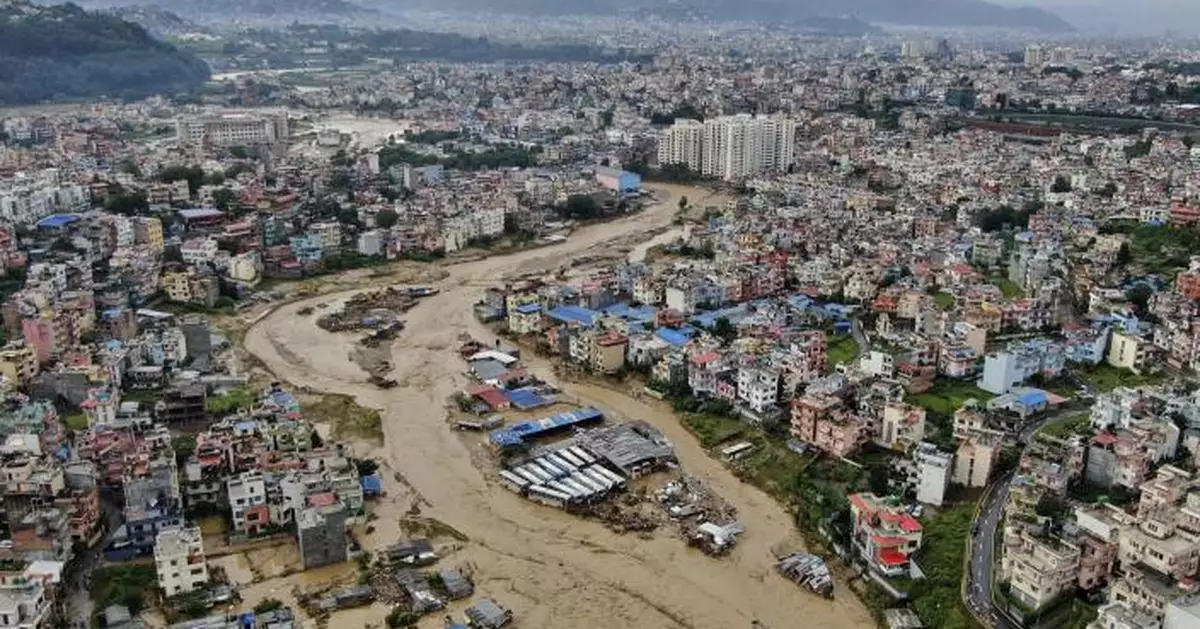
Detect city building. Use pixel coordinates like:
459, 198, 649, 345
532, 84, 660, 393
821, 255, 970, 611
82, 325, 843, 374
154, 526, 209, 597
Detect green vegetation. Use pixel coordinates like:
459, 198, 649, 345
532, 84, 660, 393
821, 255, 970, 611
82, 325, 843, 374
679, 413, 746, 449
305, 393, 383, 444
91, 564, 158, 613
827, 333, 859, 367
1039, 414, 1092, 439
907, 504, 975, 629
909, 379, 994, 418
377, 143, 536, 171
1103, 222, 1200, 278
253, 599, 285, 614
934, 292, 956, 309
990, 275, 1025, 299
205, 388, 256, 415
0, 0, 208, 105
171, 435, 196, 462
1076, 364, 1166, 393
64, 413, 89, 431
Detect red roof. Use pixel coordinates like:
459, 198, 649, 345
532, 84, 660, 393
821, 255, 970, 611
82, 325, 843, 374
307, 492, 338, 507
474, 387, 510, 409
877, 548, 910, 567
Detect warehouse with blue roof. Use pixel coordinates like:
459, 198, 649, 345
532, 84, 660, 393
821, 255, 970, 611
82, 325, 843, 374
489, 408, 603, 447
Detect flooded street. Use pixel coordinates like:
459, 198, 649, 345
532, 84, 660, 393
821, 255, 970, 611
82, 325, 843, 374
242, 183, 875, 629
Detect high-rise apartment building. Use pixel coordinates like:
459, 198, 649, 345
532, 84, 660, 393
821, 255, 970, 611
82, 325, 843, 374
1024, 44, 1048, 68
656, 118, 704, 170
657, 114, 796, 181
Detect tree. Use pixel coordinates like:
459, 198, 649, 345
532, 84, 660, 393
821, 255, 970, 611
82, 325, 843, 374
712, 317, 737, 345
376, 208, 399, 229
105, 191, 149, 216
678, 195, 689, 212
211, 188, 237, 213
1050, 175, 1072, 193
338, 207, 362, 227
157, 165, 206, 195
1116, 242, 1132, 266
558, 194, 600, 219
1126, 284, 1154, 313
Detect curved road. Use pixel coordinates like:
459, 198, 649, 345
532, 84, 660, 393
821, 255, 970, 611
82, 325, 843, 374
965, 410, 1080, 629
243, 184, 875, 629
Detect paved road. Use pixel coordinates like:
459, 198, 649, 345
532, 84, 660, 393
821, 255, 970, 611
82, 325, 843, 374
64, 491, 123, 629
964, 410, 1080, 629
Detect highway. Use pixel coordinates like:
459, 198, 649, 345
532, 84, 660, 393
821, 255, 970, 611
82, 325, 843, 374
964, 409, 1080, 629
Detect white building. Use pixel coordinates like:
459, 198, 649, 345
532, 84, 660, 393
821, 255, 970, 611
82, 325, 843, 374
176, 112, 289, 148
656, 119, 704, 170
1166, 594, 1200, 629
736, 367, 779, 415
700, 114, 796, 180
226, 471, 267, 534
154, 526, 208, 596
180, 238, 219, 267
913, 442, 953, 506
358, 230, 383, 257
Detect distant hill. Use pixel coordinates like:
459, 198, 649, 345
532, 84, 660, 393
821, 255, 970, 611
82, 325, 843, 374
377, 0, 1072, 31
70, 0, 379, 24
0, 0, 210, 105
106, 5, 205, 37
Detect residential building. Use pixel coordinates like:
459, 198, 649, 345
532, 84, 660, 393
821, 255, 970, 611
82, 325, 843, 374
1002, 532, 1081, 611
878, 402, 927, 450
1108, 331, 1155, 375
297, 503, 347, 569
979, 339, 1065, 395
154, 526, 209, 597
227, 471, 268, 535
0, 342, 39, 388
954, 433, 1001, 488
700, 114, 796, 180
656, 119, 704, 171
848, 493, 924, 576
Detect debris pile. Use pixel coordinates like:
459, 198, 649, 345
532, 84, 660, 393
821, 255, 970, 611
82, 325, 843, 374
656, 475, 743, 555
296, 584, 376, 617
776, 552, 835, 598
316, 287, 419, 332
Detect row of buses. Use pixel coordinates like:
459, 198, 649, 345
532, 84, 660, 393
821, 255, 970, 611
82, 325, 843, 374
498, 446, 628, 508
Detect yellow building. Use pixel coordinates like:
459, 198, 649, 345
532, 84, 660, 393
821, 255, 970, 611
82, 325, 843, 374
0, 341, 39, 387
163, 272, 192, 303
136, 217, 164, 252
1107, 331, 1153, 374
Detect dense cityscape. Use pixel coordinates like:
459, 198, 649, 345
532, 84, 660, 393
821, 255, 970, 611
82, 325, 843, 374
3, 2, 1200, 629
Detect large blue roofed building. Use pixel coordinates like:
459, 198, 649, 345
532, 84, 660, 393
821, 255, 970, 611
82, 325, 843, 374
489, 408, 603, 447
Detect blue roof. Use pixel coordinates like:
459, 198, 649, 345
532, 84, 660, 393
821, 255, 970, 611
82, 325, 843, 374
655, 327, 693, 347
1018, 389, 1049, 406
546, 305, 599, 327
361, 474, 383, 494
489, 407, 603, 446
36, 213, 81, 229
602, 303, 657, 322
178, 207, 224, 219
514, 303, 542, 315
507, 388, 552, 410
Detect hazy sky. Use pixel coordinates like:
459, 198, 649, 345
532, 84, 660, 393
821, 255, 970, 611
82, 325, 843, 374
993, 0, 1200, 34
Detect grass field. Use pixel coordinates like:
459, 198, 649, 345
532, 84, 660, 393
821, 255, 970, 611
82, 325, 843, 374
909, 379, 994, 417
827, 333, 859, 367
990, 276, 1025, 299
1076, 364, 1166, 393
934, 292, 956, 309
